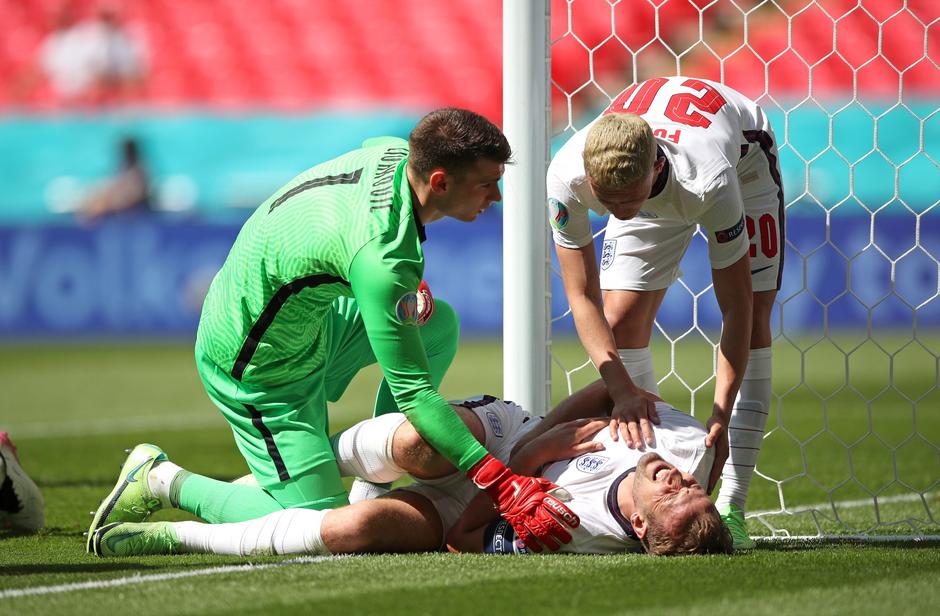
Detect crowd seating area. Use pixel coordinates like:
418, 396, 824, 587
2, 0, 504, 116
1, 1, 934, 222
2, 0, 934, 117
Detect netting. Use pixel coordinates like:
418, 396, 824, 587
548, 0, 938, 539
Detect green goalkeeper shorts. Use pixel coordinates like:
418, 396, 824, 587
195, 296, 458, 509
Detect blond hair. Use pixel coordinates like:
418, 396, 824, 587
641, 505, 734, 556
583, 113, 656, 189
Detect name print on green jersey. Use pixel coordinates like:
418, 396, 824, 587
369, 147, 409, 206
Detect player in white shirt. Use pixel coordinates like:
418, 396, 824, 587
447, 395, 723, 556
89, 381, 731, 558
548, 77, 783, 548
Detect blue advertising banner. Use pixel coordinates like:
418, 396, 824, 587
0, 219, 235, 336
0, 211, 936, 337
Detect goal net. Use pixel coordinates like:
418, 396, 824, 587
508, 0, 939, 541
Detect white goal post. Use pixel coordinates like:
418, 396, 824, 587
502, 0, 552, 416
502, 0, 939, 541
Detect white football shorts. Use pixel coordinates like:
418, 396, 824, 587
599, 132, 785, 293
398, 398, 541, 539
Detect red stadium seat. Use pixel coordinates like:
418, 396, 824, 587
0, 0, 926, 114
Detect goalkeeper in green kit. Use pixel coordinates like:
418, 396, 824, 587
87, 108, 580, 553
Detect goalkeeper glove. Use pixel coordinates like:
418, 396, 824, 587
467, 454, 579, 552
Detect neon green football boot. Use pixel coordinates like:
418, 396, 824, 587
92, 521, 180, 557
86, 444, 167, 553
719, 503, 756, 550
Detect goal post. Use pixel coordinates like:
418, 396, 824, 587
502, 0, 552, 415
503, 0, 939, 541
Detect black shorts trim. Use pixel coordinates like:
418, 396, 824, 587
245, 404, 290, 482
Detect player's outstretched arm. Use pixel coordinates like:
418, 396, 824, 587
349, 243, 488, 472
510, 418, 607, 477
349, 246, 578, 551
510, 379, 611, 455
556, 244, 660, 448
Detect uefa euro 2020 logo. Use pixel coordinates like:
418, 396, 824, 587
395, 291, 419, 325
548, 198, 569, 230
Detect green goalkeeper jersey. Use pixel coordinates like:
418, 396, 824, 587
196, 136, 487, 472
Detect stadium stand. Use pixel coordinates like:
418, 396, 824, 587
0, 0, 934, 222
1, 0, 504, 116
1, 0, 936, 115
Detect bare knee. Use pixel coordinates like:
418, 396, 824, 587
391, 422, 444, 477
321, 494, 441, 553
320, 507, 380, 553
392, 407, 485, 479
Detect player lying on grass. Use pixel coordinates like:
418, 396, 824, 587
88, 382, 732, 557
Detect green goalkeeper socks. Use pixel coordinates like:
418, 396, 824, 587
177, 473, 284, 523
174, 465, 349, 524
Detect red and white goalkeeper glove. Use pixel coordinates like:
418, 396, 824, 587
467, 454, 580, 552
416, 279, 435, 326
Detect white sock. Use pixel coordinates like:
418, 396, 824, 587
174, 508, 330, 556
347, 478, 391, 504
618, 347, 659, 395
716, 346, 773, 512
148, 461, 184, 510
331, 413, 407, 483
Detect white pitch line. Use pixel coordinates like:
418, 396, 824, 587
0, 555, 339, 600
0, 413, 224, 439
749, 492, 937, 517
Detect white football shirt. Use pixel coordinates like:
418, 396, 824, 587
543, 402, 713, 554
480, 401, 713, 555
548, 76, 773, 268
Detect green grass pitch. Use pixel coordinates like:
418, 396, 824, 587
1, 337, 938, 614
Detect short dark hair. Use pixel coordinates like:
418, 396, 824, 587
408, 108, 512, 178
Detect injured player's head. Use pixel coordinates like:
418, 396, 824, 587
628, 452, 733, 556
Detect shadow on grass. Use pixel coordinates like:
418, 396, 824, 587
2, 526, 102, 539
0, 555, 269, 576
0, 562, 165, 576
753, 538, 940, 551
37, 477, 243, 489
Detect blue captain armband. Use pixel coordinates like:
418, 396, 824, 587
482, 519, 529, 555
